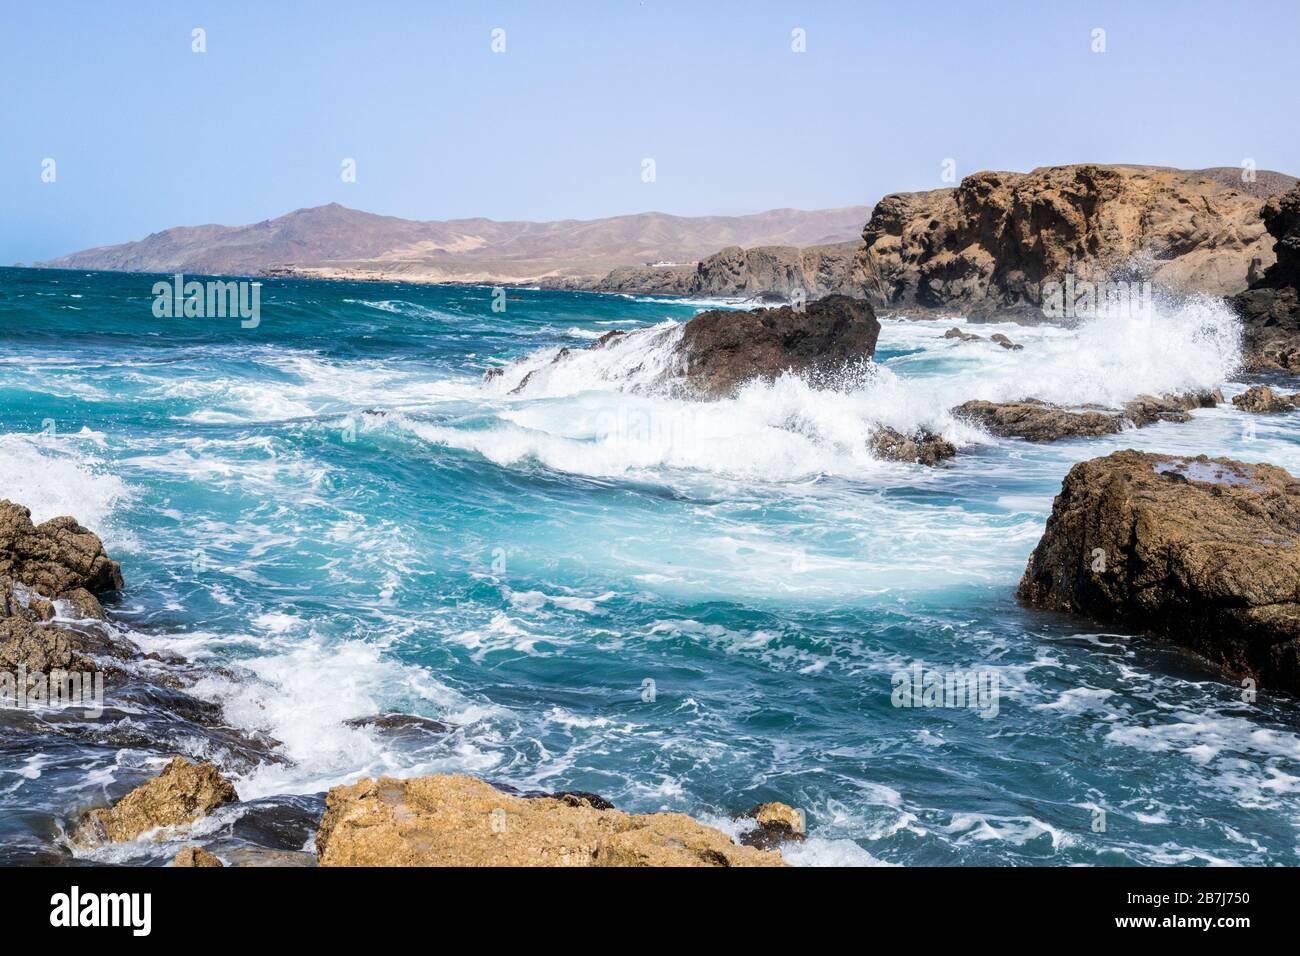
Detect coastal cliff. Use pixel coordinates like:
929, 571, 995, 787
1230, 183, 1300, 369
852, 165, 1294, 318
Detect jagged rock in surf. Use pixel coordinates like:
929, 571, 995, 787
943, 327, 982, 342
990, 333, 1023, 350
739, 802, 806, 850
1230, 184, 1300, 370
869, 427, 957, 465
315, 773, 785, 867
1232, 385, 1299, 413
499, 294, 880, 400
1019, 450, 1300, 695
0, 500, 122, 620
674, 295, 880, 399
72, 757, 238, 846
954, 391, 1221, 442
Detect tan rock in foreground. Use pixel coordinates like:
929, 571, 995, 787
316, 774, 786, 867
172, 846, 224, 867
74, 757, 238, 845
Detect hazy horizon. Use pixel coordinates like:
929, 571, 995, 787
5, 0, 1299, 264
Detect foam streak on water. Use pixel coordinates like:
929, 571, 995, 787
1, 268, 1297, 867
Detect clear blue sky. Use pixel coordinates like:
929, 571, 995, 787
3, 0, 1297, 263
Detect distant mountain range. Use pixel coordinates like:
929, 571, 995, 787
37, 203, 872, 286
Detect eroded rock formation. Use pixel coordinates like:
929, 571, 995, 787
854, 165, 1292, 318
1019, 450, 1300, 694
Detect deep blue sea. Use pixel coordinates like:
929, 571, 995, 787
3, 266, 1299, 865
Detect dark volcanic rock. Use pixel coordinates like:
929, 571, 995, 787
675, 294, 880, 399
1018, 450, 1300, 694
1231, 184, 1300, 370
954, 391, 1221, 442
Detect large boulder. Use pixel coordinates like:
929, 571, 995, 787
854, 165, 1294, 317
1018, 450, 1300, 694
73, 757, 238, 845
1230, 184, 1300, 369
0, 500, 123, 618
315, 774, 785, 867
674, 294, 880, 399
500, 294, 881, 401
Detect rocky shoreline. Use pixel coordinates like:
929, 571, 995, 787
0, 499, 807, 865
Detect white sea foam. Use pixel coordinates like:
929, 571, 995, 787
442, 295, 1242, 483
0, 433, 130, 535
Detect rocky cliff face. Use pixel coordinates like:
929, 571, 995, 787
592, 241, 859, 299
853, 165, 1294, 318
1230, 183, 1300, 369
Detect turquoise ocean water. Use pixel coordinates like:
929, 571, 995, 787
2, 266, 1299, 865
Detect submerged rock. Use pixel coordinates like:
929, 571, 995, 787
172, 846, 223, 867
1232, 384, 1298, 413
343, 712, 450, 736
869, 427, 957, 465
73, 757, 238, 845
315, 773, 785, 867
1019, 450, 1300, 694
954, 391, 1221, 442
